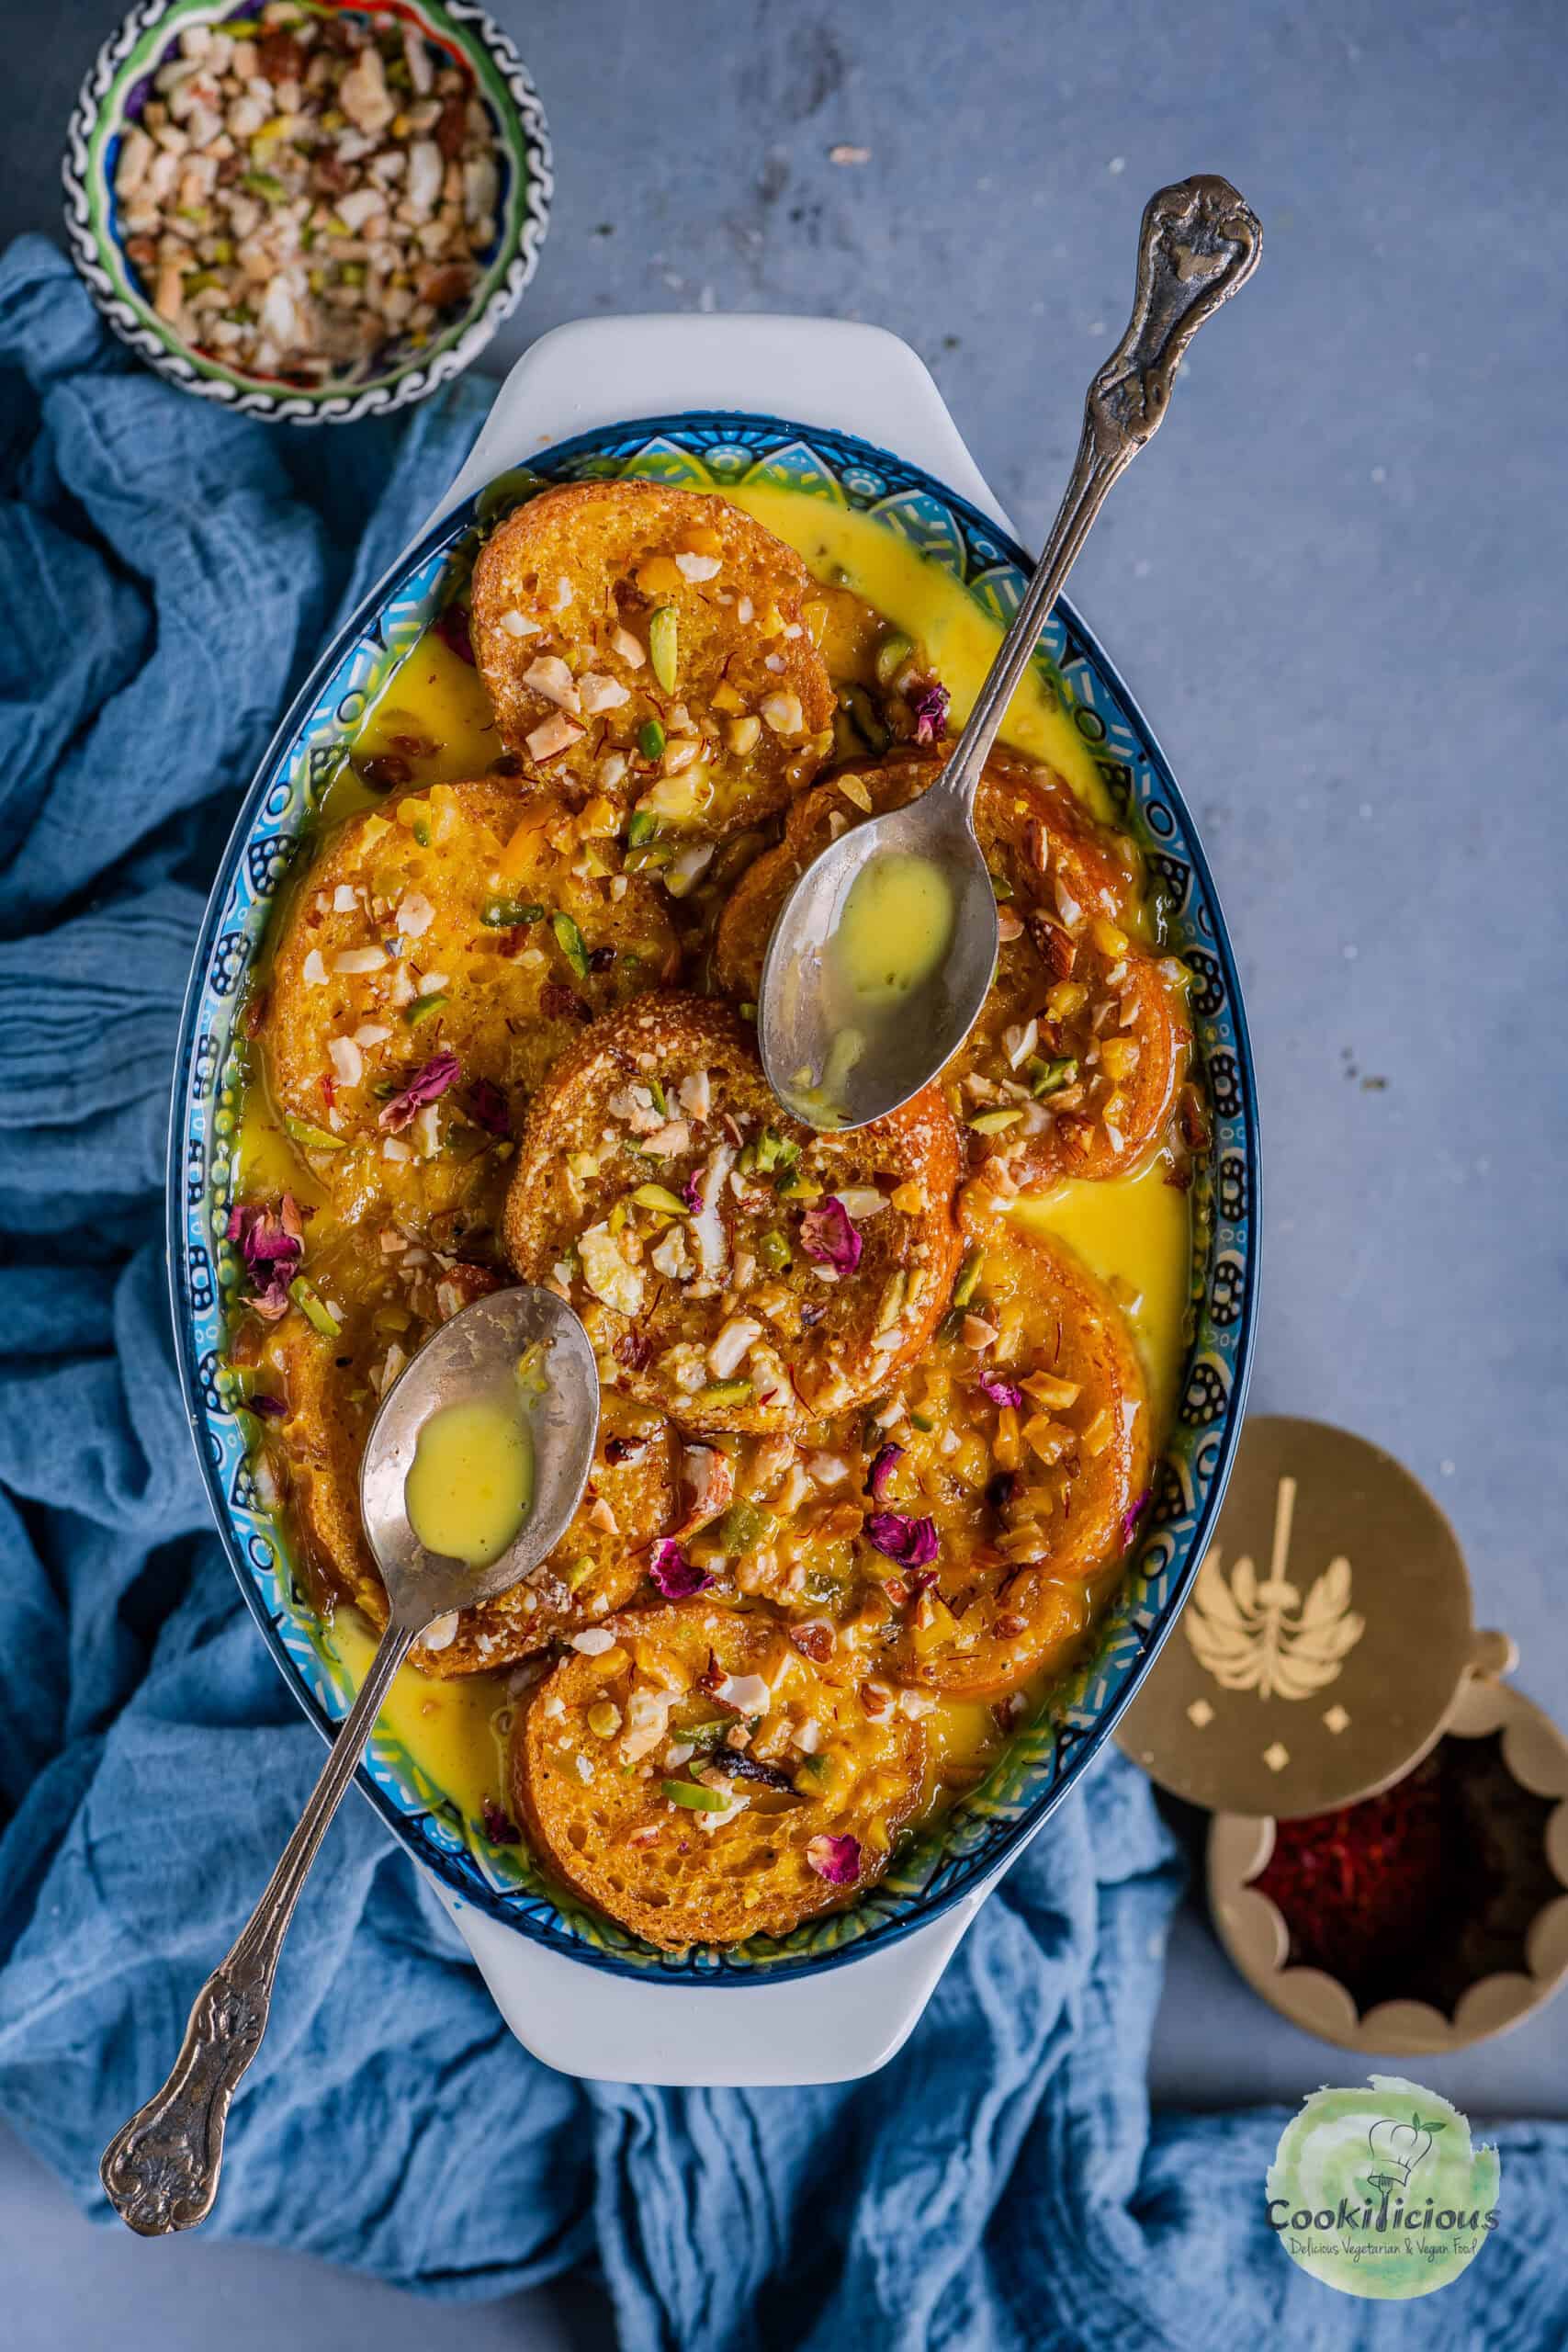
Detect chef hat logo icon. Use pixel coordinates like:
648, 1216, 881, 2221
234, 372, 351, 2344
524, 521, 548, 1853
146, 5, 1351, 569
1367, 2110, 1447, 2189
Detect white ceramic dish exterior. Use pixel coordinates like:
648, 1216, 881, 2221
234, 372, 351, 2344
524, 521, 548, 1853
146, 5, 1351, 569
407, 314, 1015, 2084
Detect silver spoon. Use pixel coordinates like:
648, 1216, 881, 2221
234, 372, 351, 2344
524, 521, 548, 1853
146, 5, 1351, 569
758, 175, 1262, 1130
99, 1285, 599, 2236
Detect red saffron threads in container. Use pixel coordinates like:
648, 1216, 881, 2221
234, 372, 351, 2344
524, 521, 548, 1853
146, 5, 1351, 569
1250, 1735, 1558, 2018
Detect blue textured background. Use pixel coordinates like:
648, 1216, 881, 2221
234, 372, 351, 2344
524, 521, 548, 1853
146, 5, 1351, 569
5, 0, 1564, 2342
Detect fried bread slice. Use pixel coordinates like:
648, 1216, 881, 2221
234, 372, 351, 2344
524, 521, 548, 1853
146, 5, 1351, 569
502, 992, 963, 1434
716, 748, 1188, 1185
261, 777, 682, 1250
514, 1601, 925, 1947
667, 1216, 1151, 1698
469, 480, 835, 836
251, 1235, 671, 1675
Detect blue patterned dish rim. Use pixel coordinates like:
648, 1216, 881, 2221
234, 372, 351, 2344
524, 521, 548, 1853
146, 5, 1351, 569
168, 410, 1260, 1984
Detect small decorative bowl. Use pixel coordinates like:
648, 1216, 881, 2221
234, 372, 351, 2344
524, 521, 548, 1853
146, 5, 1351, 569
62, 0, 552, 424
1210, 1673, 1568, 2053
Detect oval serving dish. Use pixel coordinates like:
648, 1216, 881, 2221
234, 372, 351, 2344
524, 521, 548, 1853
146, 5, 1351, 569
171, 403, 1259, 1986
62, 0, 551, 424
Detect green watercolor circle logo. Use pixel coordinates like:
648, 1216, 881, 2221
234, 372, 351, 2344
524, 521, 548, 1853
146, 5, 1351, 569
1267, 2075, 1500, 2300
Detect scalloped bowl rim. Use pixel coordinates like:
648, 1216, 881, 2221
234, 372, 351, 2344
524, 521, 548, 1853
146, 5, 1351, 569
168, 409, 1260, 1984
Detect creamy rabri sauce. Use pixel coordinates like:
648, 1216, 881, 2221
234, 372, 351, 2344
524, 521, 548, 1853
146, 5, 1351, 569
239, 474, 1191, 1840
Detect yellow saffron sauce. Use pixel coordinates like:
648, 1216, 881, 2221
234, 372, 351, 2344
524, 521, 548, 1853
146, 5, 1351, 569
404, 1394, 534, 1570
246, 477, 1190, 1834
832, 848, 956, 1007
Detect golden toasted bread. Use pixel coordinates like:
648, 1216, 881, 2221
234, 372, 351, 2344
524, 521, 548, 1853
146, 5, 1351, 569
514, 1602, 925, 1948
870, 1214, 1152, 1693
469, 480, 835, 836
716, 748, 1189, 1186
261, 777, 682, 1251
659, 1217, 1150, 1698
502, 992, 963, 1434
253, 1235, 670, 1675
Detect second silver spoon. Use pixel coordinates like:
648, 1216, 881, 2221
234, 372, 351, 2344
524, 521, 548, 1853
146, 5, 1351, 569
758, 174, 1262, 1130
98, 1283, 599, 2236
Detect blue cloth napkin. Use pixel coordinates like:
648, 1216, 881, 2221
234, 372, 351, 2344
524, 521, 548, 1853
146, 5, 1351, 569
2, 234, 1565, 2350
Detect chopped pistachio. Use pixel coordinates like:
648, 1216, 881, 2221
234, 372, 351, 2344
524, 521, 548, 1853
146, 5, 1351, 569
874, 630, 914, 687
288, 1276, 341, 1338
648, 605, 679, 693
631, 1182, 689, 1216
283, 1112, 346, 1151
481, 898, 546, 927
551, 910, 590, 979
662, 1778, 732, 1812
952, 1247, 985, 1306
1028, 1054, 1078, 1098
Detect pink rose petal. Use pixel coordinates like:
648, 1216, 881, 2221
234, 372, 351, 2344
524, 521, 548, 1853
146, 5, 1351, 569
227, 1195, 303, 1317
865, 1511, 940, 1568
864, 1442, 904, 1503
378, 1051, 461, 1132
807, 1833, 862, 1886
909, 679, 950, 743
648, 1539, 714, 1600
799, 1195, 863, 1275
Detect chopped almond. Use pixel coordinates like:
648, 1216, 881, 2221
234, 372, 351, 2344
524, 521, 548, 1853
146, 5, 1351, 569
525, 711, 586, 762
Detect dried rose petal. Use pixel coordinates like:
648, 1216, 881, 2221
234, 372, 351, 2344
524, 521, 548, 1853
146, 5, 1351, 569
466, 1078, 510, 1136
1121, 1488, 1152, 1548
434, 601, 476, 665
378, 1051, 461, 1132
682, 1167, 705, 1213
227, 1195, 303, 1317
648, 1539, 714, 1600
979, 1373, 1024, 1408
250, 1392, 288, 1421
799, 1195, 863, 1275
480, 1796, 520, 1845
865, 1511, 940, 1568
807, 1833, 862, 1886
909, 679, 950, 743
864, 1442, 905, 1503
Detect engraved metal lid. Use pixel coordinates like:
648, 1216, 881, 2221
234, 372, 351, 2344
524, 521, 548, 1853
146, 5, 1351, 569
1116, 1416, 1506, 1818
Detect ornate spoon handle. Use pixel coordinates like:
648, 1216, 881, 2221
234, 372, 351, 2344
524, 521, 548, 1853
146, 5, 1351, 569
99, 1620, 415, 2234
931, 174, 1261, 816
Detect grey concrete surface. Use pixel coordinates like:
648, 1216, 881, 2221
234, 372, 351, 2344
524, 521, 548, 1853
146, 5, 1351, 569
4, 0, 1565, 2340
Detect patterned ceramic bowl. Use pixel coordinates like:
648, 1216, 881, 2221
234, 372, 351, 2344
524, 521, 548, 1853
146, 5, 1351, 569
62, 0, 551, 424
171, 408, 1260, 1986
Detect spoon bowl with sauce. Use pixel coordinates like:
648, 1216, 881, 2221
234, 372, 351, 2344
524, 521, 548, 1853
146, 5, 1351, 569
759, 174, 1262, 1130
100, 1285, 598, 2237
759, 797, 995, 1128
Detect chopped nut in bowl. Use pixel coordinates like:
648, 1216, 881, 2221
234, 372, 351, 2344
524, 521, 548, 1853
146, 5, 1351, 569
63, 0, 551, 423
